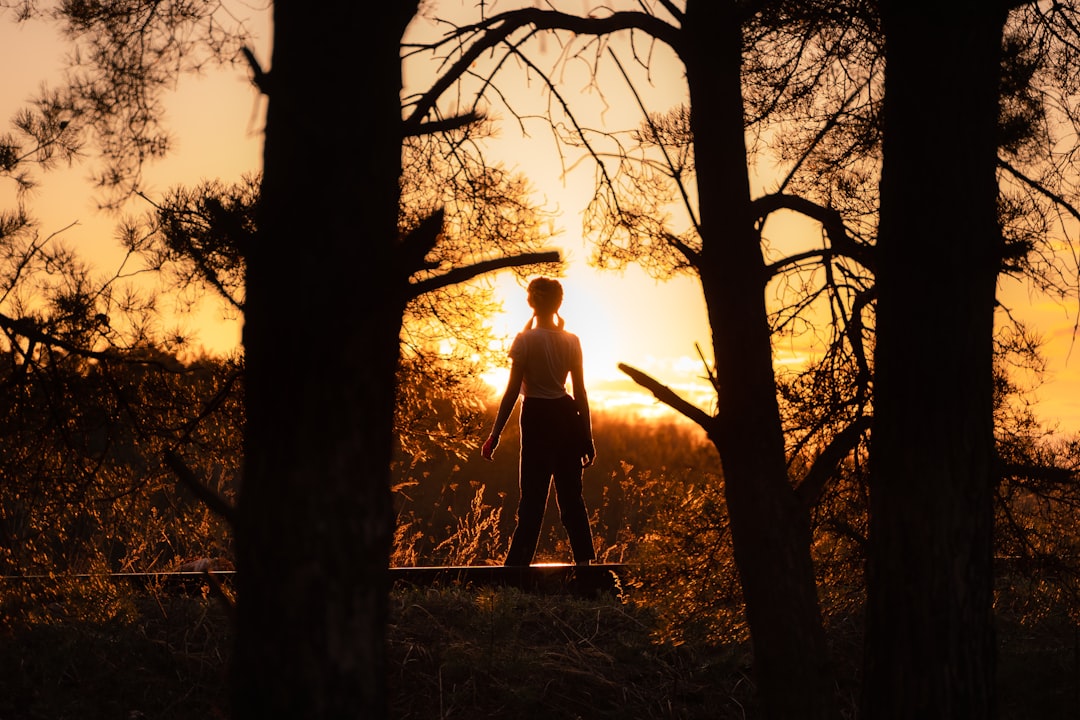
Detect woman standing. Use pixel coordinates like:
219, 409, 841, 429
481, 277, 596, 566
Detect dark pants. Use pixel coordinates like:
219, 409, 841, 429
504, 396, 596, 566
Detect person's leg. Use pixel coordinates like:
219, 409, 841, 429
505, 398, 556, 567
552, 461, 595, 564
504, 458, 551, 566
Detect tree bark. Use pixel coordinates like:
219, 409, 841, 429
865, 2, 1006, 717
232, 2, 414, 717
683, 3, 837, 718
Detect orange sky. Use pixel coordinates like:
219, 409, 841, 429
2, 5, 1078, 434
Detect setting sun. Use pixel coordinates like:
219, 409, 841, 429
479, 259, 719, 418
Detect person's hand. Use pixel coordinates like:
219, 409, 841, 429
581, 441, 596, 469
481, 434, 499, 461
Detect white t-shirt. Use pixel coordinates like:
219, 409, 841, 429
509, 328, 582, 400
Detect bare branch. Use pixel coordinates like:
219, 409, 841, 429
241, 46, 270, 94
754, 192, 875, 273
694, 341, 717, 390
776, 79, 871, 195
617, 362, 714, 429
608, 48, 701, 239
407, 250, 560, 298
404, 9, 682, 126
649, 0, 684, 23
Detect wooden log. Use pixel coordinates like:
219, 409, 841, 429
389, 563, 627, 599
2, 563, 629, 599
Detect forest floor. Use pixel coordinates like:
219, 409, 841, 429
1, 577, 1077, 719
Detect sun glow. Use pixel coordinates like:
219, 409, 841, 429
479, 262, 718, 418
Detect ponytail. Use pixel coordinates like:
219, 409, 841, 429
523, 312, 565, 331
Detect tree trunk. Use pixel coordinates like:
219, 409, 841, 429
232, 2, 414, 717
864, 2, 1006, 717
683, 3, 837, 718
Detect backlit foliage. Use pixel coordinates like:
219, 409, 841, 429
630, 468, 747, 645
0, 339, 241, 577
0, 186, 239, 623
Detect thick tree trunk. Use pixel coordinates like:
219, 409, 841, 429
683, 3, 837, 718
864, 2, 1006, 717
232, 2, 413, 718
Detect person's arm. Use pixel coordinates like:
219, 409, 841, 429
570, 363, 596, 468
481, 360, 524, 461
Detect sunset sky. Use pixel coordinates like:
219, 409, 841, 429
2, 3, 1078, 433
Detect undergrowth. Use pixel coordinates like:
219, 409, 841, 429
1, 582, 233, 720
387, 583, 756, 720
1, 579, 757, 720
2, 578, 1078, 719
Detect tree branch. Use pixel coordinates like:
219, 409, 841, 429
404, 9, 682, 126
754, 192, 875, 273
650, 0, 684, 23
403, 112, 484, 138
164, 449, 236, 524
175, 367, 243, 444
0, 312, 182, 369
617, 362, 714, 429
608, 48, 702, 241
1003, 462, 1078, 486
793, 415, 871, 507
776, 79, 870, 195
407, 250, 560, 298
241, 46, 270, 94
397, 208, 445, 276
999, 157, 1080, 226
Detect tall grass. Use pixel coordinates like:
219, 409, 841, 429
428, 485, 505, 567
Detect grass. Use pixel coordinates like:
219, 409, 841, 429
997, 612, 1080, 720
1, 584, 233, 720
387, 583, 756, 719
1, 577, 1078, 719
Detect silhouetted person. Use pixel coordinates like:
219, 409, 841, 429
482, 277, 596, 567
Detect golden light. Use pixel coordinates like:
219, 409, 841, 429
479, 261, 718, 418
